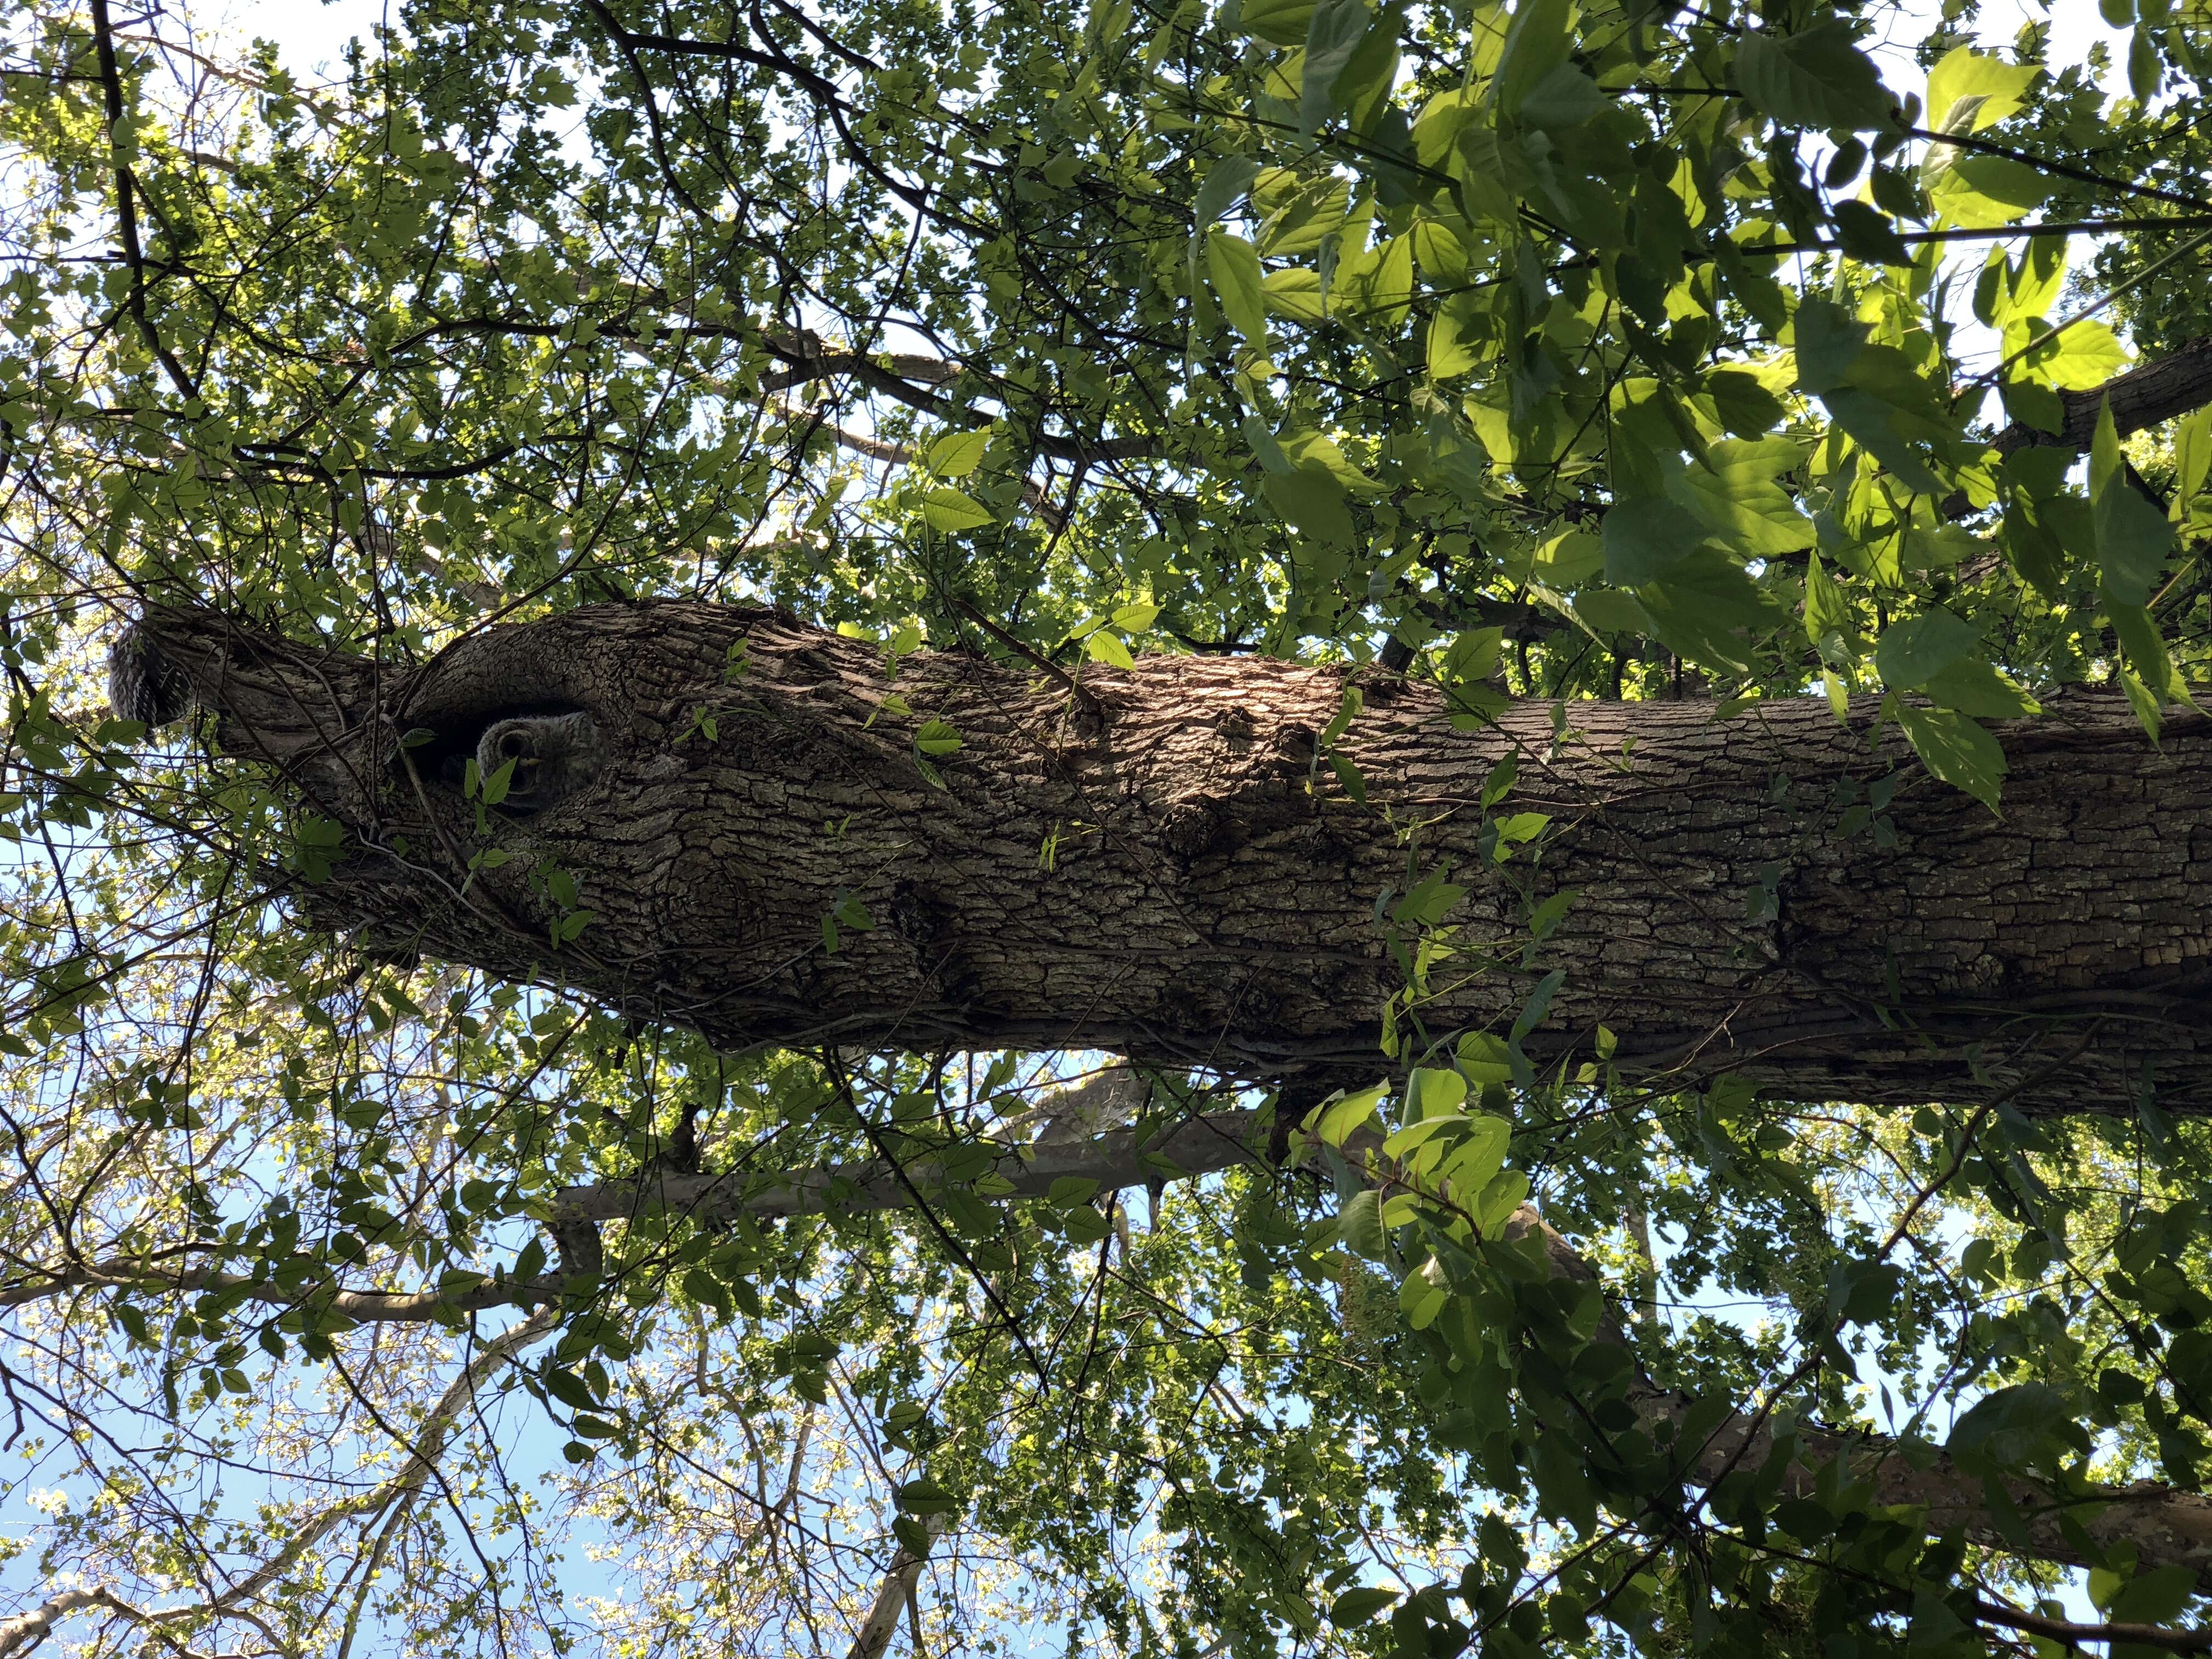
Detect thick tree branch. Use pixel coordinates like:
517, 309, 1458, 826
590, 1114, 2212, 1589
555, 1109, 1266, 1226
0, 1589, 133, 1659
848, 1511, 949, 1659
1990, 335, 2212, 456
0, 1256, 547, 1322
1502, 1206, 2212, 1591
1971, 1595, 2212, 1653
127, 599, 2212, 1112
16, 1104, 2208, 1590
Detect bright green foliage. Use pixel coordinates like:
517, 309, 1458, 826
5, 0, 2212, 1654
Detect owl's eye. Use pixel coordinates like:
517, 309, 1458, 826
407, 704, 597, 806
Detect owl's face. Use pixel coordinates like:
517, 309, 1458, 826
472, 712, 605, 814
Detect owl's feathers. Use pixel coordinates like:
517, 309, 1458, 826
476, 711, 605, 813
106, 625, 194, 729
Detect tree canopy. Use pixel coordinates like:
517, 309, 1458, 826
7, 0, 2212, 1654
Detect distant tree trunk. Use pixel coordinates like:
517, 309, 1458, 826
134, 600, 2212, 1112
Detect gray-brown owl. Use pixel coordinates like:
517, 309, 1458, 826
106, 625, 194, 729
476, 712, 605, 813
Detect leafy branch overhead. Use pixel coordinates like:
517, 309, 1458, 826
11, 0, 2212, 1655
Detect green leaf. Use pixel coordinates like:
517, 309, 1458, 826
1830, 201, 1914, 267
1309, 1082, 1387, 1147
1404, 1066, 1468, 1120
1921, 657, 2040, 720
1235, 0, 1316, 46
1706, 369, 1788, 438
914, 720, 964, 756
896, 1479, 957, 1514
1874, 607, 1977, 690
1667, 438, 1815, 555
2091, 396, 2175, 606
1442, 1115, 1511, 1192
544, 1366, 600, 1410
1982, 235, 2068, 329
1262, 465, 1355, 546
1262, 267, 1326, 323
1791, 298, 1870, 394
1998, 377, 2066, 436
925, 430, 991, 478
1085, 630, 1136, 670
2107, 600, 2185, 711
1572, 588, 1651, 636
1456, 1031, 1512, 1086
1925, 46, 2039, 133
1205, 228, 1269, 350
2174, 407, 2212, 512
2108, 1564, 2198, 1626
1927, 151, 2049, 226
2129, 21, 2162, 103
1493, 811, 1548, 847
2016, 319, 2130, 390
919, 486, 994, 532
1528, 529, 1602, 585
1477, 750, 1515, 809
1528, 886, 1577, 939
1489, 0, 1572, 119
1517, 63, 1604, 129
1062, 1205, 1114, 1244
1633, 554, 1786, 676
1279, 429, 1379, 492
1819, 388, 1946, 493
1889, 699, 2007, 812
1338, 1188, 1388, 1259
1601, 498, 1712, 583
1382, 1115, 1460, 1156
1192, 155, 1261, 232
1735, 21, 1895, 133
1299, 0, 1373, 133
681, 1267, 732, 1313
1395, 868, 1467, 924
1329, 1587, 1401, 1627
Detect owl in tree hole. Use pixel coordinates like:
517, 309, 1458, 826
476, 712, 605, 813
106, 625, 194, 729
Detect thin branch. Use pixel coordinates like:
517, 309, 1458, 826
1973, 1594, 2212, 1653
87, 0, 199, 404
1900, 124, 2212, 216
0, 1307, 556, 1655
1751, 212, 2212, 258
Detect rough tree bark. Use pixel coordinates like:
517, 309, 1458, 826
132, 600, 2212, 1111
1994, 334, 2212, 458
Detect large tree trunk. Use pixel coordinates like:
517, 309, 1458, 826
132, 600, 2212, 1111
